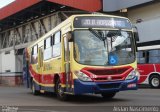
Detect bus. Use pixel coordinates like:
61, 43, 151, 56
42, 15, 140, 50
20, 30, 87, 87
23, 14, 139, 100
137, 45, 160, 88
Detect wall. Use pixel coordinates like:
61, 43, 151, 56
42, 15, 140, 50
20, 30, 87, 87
103, 0, 152, 12
136, 18, 160, 43
128, 2, 160, 43
128, 2, 160, 23
1, 50, 16, 75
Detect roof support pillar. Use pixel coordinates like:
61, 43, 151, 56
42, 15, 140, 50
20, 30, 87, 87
30, 22, 38, 40
38, 19, 47, 34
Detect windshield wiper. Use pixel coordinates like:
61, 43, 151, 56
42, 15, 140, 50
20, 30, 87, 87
89, 28, 103, 41
89, 28, 106, 47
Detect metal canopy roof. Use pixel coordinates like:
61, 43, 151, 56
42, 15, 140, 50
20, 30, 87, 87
0, 0, 101, 21
47, 0, 102, 12
0, 0, 40, 21
0, 0, 101, 31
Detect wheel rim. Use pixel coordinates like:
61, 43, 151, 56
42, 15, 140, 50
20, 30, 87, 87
151, 78, 160, 87
32, 84, 35, 93
57, 82, 63, 97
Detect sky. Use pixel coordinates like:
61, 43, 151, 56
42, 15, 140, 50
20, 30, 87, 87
0, 0, 15, 8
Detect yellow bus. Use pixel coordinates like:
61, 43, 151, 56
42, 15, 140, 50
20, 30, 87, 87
23, 14, 139, 100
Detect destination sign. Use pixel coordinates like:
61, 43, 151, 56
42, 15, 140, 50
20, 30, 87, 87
74, 16, 132, 29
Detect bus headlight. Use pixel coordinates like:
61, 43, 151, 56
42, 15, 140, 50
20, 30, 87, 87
75, 71, 92, 82
126, 69, 140, 80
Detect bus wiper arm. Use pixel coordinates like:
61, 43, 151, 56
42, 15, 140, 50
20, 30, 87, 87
89, 28, 107, 47
89, 28, 103, 41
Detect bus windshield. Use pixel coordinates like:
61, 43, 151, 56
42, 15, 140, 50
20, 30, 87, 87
74, 30, 135, 66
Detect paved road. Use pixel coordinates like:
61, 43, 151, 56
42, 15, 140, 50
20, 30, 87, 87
0, 86, 160, 112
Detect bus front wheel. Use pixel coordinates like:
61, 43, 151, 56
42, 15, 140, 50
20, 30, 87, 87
101, 92, 116, 99
149, 75, 160, 88
55, 78, 68, 101
31, 80, 40, 95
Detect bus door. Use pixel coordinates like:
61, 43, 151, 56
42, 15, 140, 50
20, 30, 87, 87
38, 46, 43, 85
63, 33, 72, 92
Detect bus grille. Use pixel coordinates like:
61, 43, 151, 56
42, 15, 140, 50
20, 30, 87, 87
87, 67, 129, 75
81, 66, 133, 82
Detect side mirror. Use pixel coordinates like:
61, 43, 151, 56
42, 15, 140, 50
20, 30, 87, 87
134, 32, 139, 41
133, 25, 139, 41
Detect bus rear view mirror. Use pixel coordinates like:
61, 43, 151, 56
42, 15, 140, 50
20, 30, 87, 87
134, 32, 139, 41
133, 25, 139, 41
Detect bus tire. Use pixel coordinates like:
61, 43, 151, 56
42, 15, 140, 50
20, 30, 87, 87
149, 75, 160, 88
101, 92, 116, 99
55, 78, 68, 101
31, 80, 40, 95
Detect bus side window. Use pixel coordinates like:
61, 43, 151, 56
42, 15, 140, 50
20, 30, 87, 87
137, 51, 145, 64
149, 49, 160, 64
52, 31, 61, 58
31, 45, 38, 64
44, 36, 52, 60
